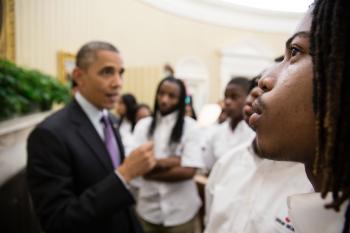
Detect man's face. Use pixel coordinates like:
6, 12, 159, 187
135, 107, 151, 123
249, 10, 316, 163
224, 84, 247, 122
243, 86, 263, 125
157, 80, 181, 115
75, 50, 124, 109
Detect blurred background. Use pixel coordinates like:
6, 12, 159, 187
0, 0, 312, 232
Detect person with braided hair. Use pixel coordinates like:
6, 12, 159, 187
249, 0, 350, 232
131, 76, 205, 233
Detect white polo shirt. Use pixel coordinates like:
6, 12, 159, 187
205, 142, 313, 233
288, 193, 347, 233
132, 111, 205, 226
202, 120, 255, 170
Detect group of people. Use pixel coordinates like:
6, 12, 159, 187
26, 0, 350, 232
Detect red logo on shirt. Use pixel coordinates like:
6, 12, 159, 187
285, 217, 290, 223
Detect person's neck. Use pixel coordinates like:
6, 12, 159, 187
78, 91, 103, 111
252, 138, 260, 156
304, 160, 323, 192
230, 117, 242, 130
159, 109, 177, 117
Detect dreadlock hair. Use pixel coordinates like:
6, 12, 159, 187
119, 93, 138, 132
148, 76, 187, 145
310, 0, 350, 232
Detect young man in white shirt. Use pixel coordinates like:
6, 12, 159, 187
131, 76, 204, 233
205, 77, 313, 233
249, 1, 350, 232
202, 77, 255, 171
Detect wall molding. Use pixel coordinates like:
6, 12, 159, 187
0, 111, 53, 186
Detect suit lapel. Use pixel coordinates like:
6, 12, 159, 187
69, 100, 114, 172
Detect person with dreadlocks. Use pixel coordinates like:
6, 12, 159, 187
131, 76, 204, 233
249, 0, 349, 232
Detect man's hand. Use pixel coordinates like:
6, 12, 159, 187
117, 142, 156, 182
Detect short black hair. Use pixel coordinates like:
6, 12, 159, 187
227, 76, 251, 94
76, 41, 119, 70
136, 103, 151, 113
248, 74, 261, 92
71, 79, 77, 89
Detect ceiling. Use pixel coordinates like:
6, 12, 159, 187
140, 0, 312, 33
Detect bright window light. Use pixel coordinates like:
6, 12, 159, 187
221, 0, 314, 13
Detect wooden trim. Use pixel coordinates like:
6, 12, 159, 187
0, 0, 15, 61
57, 51, 76, 84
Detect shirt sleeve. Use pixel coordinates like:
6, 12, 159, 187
180, 120, 206, 169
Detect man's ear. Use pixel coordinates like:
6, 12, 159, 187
73, 67, 83, 86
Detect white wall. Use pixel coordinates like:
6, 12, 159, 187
15, 0, 298, 103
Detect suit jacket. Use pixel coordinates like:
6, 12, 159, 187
26, 100, 143, 233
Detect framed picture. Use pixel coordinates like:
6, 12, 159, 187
0, 0, 16, 61
57, 51, 76, 84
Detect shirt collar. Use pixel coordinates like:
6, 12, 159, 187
156, 110, 179, 123
75, 92, 107, 123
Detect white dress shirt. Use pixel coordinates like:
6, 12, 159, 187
205, 142, 313, 233
75, 92, 106, 140
202, 120, 255, 170
288, 193, 347, 233
131, 111, 205, 226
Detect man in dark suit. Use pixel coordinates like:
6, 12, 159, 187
26, 41, 156, 233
